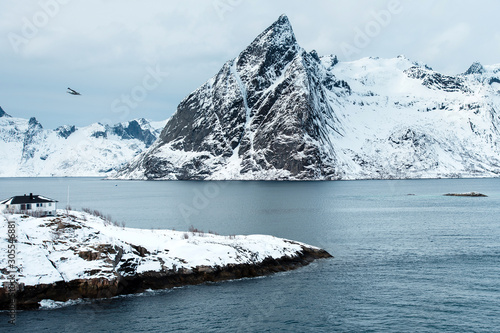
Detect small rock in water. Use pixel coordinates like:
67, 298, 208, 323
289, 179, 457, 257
443, 192, 487, 197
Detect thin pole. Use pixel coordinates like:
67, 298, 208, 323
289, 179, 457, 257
66, 185, 70, 209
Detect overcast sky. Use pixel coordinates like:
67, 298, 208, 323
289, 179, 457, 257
1, 0, 499, 128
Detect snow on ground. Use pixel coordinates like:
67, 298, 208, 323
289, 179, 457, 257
0, 210, 315, 287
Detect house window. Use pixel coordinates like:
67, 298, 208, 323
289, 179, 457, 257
26, 204, 31, 209
49, 203, 52, 206
21, 204, 26, 210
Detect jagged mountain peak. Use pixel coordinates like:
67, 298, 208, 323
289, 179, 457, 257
236, 14, 298, 74
464, 61, 486, 75
233, 15, 305, 112
254, 14, 295, 46
0, 106, 10, 118
28, 117, 42, 129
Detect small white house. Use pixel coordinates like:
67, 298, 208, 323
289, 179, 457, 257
0, 193, 58, 217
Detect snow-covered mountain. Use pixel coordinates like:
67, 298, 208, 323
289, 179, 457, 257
0, 110, 167, 177
115, 15, 500, 180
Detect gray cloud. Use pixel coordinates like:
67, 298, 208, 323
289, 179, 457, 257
1, 0, 499, 128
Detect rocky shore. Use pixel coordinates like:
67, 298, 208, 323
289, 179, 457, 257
0, 211, 331, 310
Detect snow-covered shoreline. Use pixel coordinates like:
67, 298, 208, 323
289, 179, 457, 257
0, 210, 331, 310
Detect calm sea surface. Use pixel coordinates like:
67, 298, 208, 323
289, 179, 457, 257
1, 178, 500, 332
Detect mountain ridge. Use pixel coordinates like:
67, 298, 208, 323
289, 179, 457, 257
115, 15, 500, 180
0, 110, 167, 177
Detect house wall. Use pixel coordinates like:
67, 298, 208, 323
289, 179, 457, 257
1, 202, 57, 216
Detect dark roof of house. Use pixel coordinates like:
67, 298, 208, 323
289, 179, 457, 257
0, 194, 58, 205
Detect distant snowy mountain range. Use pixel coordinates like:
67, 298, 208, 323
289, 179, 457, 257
115, 15, 500, 180
0, 106, 166, 177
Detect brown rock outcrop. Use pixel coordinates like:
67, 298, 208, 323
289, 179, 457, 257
0, 246, 331, 310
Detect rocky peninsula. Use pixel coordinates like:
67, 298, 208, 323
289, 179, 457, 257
0, 210, 331, 310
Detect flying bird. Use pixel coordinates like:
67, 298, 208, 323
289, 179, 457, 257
67, 87, 81, 96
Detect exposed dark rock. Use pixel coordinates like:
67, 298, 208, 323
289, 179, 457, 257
129, 244, 150, 257
21, 117, 44, 161
0, 246, 332, 310
489, 77, 500, 85
464, 62, 486, 75
91, 131, 107, 139
90, 120, 159, 144
55, 125, 76, 139
112, 119, 157, 147
405, 66, 472, 93
0, 106, 10, 117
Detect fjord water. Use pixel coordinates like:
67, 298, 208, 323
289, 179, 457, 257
2, 178, 500, 332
